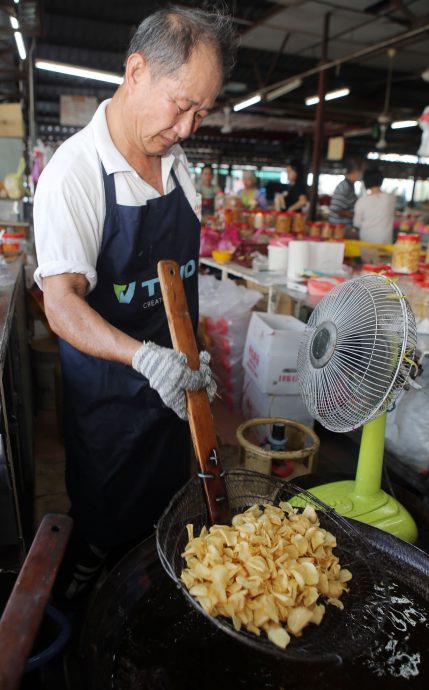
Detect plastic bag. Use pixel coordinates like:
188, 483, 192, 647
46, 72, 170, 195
199, 274, 261, 321
199, 275, 261, 410
217, 224, 240, 251
199, 226, 220, 257
385, 357, 429, 474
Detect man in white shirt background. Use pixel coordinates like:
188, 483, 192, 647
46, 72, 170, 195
33, 6, 236, 601
353, 168, 396, 245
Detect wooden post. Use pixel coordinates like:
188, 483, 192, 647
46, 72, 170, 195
308, 13, 331, 221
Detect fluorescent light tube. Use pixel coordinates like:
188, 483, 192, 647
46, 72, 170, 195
305, 95, 320, 106
325, 87, 350, 101
305, 87, 350, 106
14, 32, 26, 60
233, 94, 261, 112
367, 151, 429, 164
10, 16, 19, 29
391, 120, 418, 129
266, 79, 302, 101
35, 59, 123, 85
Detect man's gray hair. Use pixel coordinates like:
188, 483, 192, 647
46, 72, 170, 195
126, 5, 237, 81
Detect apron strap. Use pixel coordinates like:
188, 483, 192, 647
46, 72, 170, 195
101, 162, 117, 211
170, 165, 180, 189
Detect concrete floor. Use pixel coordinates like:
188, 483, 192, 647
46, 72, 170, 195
34, 409, 69, 529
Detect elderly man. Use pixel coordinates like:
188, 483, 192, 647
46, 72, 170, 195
328, 158, 364, 228
33, 6, 236, 599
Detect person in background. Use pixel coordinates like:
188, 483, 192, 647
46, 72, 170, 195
419, 197, 429, 224
239, 170, 267, 209
283, 159, 308, 211
353, 167, 395, 244
196, 163, 220, 217
328, 158, 364, 228
33, 6, 236, 601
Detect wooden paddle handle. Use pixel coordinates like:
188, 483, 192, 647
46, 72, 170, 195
158, 260, 230, 524
0, 513, 73, 690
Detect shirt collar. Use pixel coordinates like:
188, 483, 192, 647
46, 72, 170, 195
91, 99, 176, 176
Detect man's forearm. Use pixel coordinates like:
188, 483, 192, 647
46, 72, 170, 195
43, 275, 141, 365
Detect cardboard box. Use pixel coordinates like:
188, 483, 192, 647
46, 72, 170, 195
242, 374, 313, 444
243, 311, 305, 394
0, 103, 24, 137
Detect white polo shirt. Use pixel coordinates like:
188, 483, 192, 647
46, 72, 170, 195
33, 99, 201, 292
353, 191, 395, 244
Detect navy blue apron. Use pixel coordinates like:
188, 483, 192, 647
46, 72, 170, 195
59, 162, 200, 549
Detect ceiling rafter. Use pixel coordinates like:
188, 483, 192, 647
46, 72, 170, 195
18, 0, 427, 162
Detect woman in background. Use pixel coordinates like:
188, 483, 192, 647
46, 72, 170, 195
239, 170, 267, 209
283, 159, 308, 211
196, 164, 220, 217
353, 167, 395, 244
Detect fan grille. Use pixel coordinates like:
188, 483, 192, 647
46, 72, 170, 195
297, 274, 417, 432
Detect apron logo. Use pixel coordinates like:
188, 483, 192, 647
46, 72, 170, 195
113, 260, 196, 305
113, 282, 136, 304
141, 259, 196, 298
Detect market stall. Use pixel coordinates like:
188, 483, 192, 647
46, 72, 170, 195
1, 2, 429, 688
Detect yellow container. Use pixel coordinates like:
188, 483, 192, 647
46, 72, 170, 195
343, 239, 394, 259
212, 249, 233, 264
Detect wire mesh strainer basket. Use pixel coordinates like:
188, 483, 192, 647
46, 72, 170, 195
156, 469, 387, 664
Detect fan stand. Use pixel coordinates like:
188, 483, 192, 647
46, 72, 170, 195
309, 415, 418, 543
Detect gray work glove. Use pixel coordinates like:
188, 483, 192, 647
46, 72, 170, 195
132, 341, 217, 420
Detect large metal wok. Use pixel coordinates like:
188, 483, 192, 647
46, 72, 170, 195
75, 518, 429, 690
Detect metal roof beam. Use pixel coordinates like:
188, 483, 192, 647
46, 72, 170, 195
243, 20, 429, 104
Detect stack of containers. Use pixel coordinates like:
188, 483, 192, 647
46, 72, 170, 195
241, 312, 313, 443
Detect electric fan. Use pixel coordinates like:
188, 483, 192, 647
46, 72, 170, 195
297, 273, 418, 543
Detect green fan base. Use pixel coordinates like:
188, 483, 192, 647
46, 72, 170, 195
308, 480, 418, 544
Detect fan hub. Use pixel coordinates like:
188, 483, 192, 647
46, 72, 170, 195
309, 321, 337, 369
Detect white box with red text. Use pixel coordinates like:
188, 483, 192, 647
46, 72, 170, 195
242, 312, 305, 395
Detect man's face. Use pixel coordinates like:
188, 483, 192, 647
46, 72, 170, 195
348, 169, 363, 183
125, 43, 222, 157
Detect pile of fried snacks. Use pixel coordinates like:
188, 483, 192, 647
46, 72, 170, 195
181, 502, 352, 649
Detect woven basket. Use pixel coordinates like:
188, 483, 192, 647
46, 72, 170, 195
236, 417, 319, 476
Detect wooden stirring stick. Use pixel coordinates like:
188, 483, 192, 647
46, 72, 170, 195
158, 260, 230, 525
